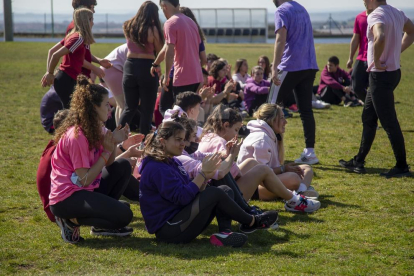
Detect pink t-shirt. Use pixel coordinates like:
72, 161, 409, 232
49, 126, 105, 205
164, 13, 203, 87
198, 133, 241, 178
353, 11, 368, 62
367, 5, 408, 72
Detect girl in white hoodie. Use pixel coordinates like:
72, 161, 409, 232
237, 103, 319, 200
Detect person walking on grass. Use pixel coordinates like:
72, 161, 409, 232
153, 0, 204, 97
269, 0, 319, 165
340, 0, 414, 178
347, 7, 374, 103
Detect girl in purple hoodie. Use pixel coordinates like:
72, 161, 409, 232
138, 121, 279, 247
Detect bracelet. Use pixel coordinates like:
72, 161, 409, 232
100, 155, 108, 164
118, 144, 126, 152
151, 63, 160, 68
199, 170, 208, 180
280, 165, 285, 173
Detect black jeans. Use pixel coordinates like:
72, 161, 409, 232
155, 186, 253, 244
269, 69, 317, 148
159, 77, 174, 116
50, 159, 133, 229
120, 58, 159, 136
355, 70, 407, 168
352, 60, 369, 102
210, 173, 252, 213
320, 78, 351, 105
54, 70, 77, 109
172, 83, 200, 99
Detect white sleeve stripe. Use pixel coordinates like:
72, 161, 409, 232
69, 37, 84, 53
267, 71, 288, 104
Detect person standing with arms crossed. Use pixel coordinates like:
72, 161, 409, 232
340, 0, 414, 178
346, 7, 374, 103
152, 0, 204, 99
269, 0, 319, 165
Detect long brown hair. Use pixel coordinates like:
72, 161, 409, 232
54, 75, 108, 150
258, 55, 271, 78
180, 7, 206, 42
201, 104, 242, 139
234, 59, 247, 75
143, 121, 185, 163
253, 103, 284, 164
67, 8, 95, 45
123, 1, 164, 49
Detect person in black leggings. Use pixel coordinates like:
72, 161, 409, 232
119, 2, 164, 136
139, 121, 278, 247
49, 76, 133, 244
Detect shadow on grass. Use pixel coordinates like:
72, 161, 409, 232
75, 218, 309, 258
402, 129, 414, 133
315, 164, 387, 175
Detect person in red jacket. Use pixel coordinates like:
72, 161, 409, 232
317, 56, 362, 107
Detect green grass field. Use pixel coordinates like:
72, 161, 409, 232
0, 42, 413, 275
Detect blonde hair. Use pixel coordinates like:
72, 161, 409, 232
253, 103, 285, 165
67, 7, 95, 45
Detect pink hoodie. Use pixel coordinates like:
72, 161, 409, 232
176, 150, 220, 180
236, 119, 281, 169
198, 133, 241, 178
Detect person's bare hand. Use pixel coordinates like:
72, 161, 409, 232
230, 138, 243, 157
201, 152, 222, 178
92, 66, 105, 79
285, 163, 304, 178
103, 131, 115, 152
163, 75, 170, 91
112, 124, 129, 144
126, 144, 144, 158
150, 66, 161, 77
123, 133, 145, 150
99, 59, 112, 69
346, 58, 353, 69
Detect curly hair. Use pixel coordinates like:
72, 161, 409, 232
123, 1, 164, 50
254, 103, 285, 164
209, 60, 226, 80
143, 121, 185, 163
54, 75, 108, 151
201, 104, 242, 139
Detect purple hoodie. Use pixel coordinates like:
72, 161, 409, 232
243, 79, 271, 111
139, 156, 199, 234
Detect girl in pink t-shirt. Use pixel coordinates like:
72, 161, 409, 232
50, 75, 133, 244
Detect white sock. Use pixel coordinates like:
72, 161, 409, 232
304, 148, 315, 156
297, 183, 307, 193
288, 193, 301, 206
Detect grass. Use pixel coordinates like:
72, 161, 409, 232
0, 42, 413, 275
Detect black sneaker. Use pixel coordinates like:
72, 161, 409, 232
90, 226, 133, 236
248, 205, 264, 215
380, 166, 412, 179
339, 158, 366, 174
210, 232, 248, 248
239, 211, 279, 234
55, 217, 81, 244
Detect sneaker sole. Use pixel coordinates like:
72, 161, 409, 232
339, 162, 366, 174
210, 233, 248, 248
284, 202, 321, 213
380, 172, 412, 179
55, 218, 79, 244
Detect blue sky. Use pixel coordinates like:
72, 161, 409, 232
3, 0, 413, 14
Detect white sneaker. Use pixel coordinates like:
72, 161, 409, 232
312, 100, 331, 109
285, 194, 321, 213
294, 153, 319, 165
298, 189, 319, 200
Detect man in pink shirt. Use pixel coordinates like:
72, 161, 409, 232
155, 0, 203, 98
347, 8, 373, 102
340, 0, 414, 178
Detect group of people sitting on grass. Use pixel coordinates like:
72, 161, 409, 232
36, 0, 414, 247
